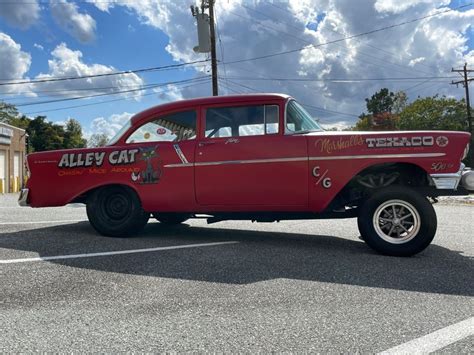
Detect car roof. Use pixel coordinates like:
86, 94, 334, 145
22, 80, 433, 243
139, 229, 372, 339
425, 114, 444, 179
131, 93, 291, 125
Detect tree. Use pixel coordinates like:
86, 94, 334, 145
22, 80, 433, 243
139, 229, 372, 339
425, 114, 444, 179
88, 133, 109, 147
27, 116, 65, 152
398, 95, 468, 131
0, 101, 19, 123
354, 88, 405, 131
365, 88, 395, 115
354, 114, 372, 131
64, 118, 87, 148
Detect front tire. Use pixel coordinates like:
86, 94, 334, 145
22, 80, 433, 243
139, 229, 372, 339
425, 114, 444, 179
87, 185, 149, 237
357, 186, 437, 256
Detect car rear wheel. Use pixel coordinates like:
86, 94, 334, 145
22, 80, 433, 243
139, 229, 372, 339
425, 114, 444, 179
357, 186, 437, 256
153, 213, 190, 225
87, 185, 149, 237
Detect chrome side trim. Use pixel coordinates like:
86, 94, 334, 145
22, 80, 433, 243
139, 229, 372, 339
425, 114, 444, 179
430, 163, 464, 190
309, 153, 445, 160
173, 144, 189, 164
164, 163, 194, 168
164, 152, 447, 168
18, 188, 30, 207
195, 157, 307, 167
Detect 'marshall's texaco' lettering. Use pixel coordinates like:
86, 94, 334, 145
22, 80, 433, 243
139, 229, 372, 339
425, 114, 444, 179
365, 136, 434, 148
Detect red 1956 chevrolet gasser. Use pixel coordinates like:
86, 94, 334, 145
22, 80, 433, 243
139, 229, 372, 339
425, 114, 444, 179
19, 94, 474, 256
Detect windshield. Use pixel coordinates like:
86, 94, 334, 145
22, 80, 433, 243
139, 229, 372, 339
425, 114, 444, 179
107, 120, 132, 146
286, 100, 323, 133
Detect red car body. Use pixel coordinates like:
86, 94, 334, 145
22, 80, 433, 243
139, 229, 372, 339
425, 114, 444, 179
19, 94, 473, 256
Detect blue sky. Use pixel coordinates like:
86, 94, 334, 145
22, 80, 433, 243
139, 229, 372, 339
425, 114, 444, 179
0, 0, 473, 136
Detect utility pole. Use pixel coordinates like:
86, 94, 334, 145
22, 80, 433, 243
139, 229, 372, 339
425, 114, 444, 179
208, 0, 218, 96
451, 63, 473, 134
452, 63, 474, 166
191, 0, 218, 96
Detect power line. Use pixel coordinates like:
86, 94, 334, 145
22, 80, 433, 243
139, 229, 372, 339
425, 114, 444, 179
224, 76, 454, 82
234, 4, 435, 78
223, 79, 358, 118
263, 0, 442, 74
221, 3, 474, 65
22, 81, 209, 115
0, 59, 210, 86
13, 77, 210, 107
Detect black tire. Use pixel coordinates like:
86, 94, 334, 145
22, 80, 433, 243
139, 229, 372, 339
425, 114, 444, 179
357, 186, 437, 256
86, 185, 149, 237
152, 213, 190, 225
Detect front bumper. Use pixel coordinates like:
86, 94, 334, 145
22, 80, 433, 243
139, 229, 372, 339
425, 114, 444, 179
430, 164, 474, 191
18, 188, 30, 207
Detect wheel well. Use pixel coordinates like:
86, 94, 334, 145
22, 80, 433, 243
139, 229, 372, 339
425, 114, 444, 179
328, 162, 430, 211
69, 184, 139, 204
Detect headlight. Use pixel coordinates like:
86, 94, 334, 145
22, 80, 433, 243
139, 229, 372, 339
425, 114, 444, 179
462, 143, 470, 160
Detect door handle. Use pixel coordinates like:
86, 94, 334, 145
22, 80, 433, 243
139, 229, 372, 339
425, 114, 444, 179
198, 141, 216, 147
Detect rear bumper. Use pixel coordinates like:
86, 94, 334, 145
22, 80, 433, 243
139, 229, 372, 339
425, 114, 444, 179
18, 188, 30, 207
430, 164, 474, 191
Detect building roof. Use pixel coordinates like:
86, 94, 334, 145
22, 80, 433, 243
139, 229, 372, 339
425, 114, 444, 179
0, 121, 26, 132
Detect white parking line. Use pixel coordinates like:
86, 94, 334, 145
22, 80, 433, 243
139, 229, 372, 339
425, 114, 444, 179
0, 219, 87, 225
379, 317, 474, 354
0, 241, 239, 264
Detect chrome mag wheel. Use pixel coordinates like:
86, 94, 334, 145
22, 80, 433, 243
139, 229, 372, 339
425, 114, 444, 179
373, 199, 421, 244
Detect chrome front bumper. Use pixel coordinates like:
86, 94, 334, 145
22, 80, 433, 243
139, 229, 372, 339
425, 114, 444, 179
18, 188, 30, 207
430, 164, 474, 191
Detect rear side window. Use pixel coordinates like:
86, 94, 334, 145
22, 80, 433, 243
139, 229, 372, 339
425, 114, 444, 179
205, 104, 279, 138
126, 110, 196, 143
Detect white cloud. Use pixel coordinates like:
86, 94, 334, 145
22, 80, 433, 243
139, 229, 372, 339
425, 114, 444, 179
0, 33, 32, 95
33, 43, 44, 51
32, 43, 144, 99
0, 0, 40, 29
50, 0, 96, 43
88, 112, 134, 139
374, 0, 449, 14
80, 0, 474, 125
408, 57, 425, 66
154, 84, 184, 103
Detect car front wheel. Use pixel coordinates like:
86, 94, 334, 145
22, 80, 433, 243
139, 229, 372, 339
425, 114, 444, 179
87, 185, 149, 237
357, 186, 437, 256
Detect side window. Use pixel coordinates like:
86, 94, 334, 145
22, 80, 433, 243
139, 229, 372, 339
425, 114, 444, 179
205, 104, 279, 138
126, 110, 196, 143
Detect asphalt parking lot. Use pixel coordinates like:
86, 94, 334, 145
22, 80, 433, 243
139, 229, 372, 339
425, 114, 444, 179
0, 194, 473, 352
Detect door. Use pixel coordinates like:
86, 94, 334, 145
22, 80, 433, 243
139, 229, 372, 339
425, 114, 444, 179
0, 150, 6, 193
123, 109, 198, 211
195, 102, 308, 207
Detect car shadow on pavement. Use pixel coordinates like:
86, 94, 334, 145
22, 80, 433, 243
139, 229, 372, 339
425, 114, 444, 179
0, 221, 472, 296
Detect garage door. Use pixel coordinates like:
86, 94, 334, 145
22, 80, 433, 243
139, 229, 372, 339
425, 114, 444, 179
14, 152, 20, 192
0, 150, 6, 193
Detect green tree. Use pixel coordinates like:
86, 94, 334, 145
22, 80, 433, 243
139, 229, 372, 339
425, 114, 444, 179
365, 88, 395, 115
354, 114, 372, 131
354, 88, 406, 131
0, 101, 19, 123
398, 95, 468, 131
64, 118, 87, 148
27, 116, 65, 152
88, 133, 109, 147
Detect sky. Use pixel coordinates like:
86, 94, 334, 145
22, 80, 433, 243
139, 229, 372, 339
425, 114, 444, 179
0, 0, 473, 138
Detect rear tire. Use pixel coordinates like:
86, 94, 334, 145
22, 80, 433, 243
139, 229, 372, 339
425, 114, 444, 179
357, 186, 437, 256
153, 213, 190, 225
86, 185, 149, 237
